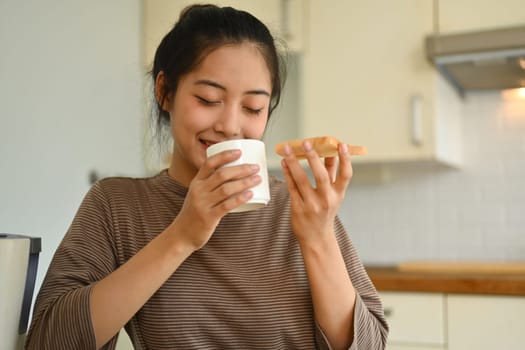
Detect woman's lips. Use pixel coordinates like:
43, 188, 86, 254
199, 139, 219, 150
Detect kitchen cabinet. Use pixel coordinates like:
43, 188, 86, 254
302, 0, 462, 166
142, 0, 306, 68
380, 292, 446, 350
447, 294, 525, 350
438, 0, 525, 33
380, 291, 525, 350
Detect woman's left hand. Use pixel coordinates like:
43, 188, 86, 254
280, 140, 353, 244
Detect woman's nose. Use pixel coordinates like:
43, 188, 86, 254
214, 105, 241, 137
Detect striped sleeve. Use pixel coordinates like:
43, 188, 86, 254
25, 182, 119, 350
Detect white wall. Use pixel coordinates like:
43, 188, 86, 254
342, 91, 525, 264
0, 0, 144, 295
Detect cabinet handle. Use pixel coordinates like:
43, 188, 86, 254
410, 94, 423, 146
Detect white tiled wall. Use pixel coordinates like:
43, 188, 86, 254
340, 91, 525, 264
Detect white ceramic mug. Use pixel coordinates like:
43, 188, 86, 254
206, 139, 270, 213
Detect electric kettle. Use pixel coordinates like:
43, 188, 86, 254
0, 234, 41, 350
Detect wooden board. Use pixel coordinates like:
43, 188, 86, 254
397, 261, 525, 275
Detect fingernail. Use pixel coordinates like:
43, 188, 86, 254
341, 143, 348, 155
250, 164, 260, 171
303, 140, 312, 151
283, 144, 292, 156
231, 149, 241, 156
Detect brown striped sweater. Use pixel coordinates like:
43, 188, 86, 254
26, 170, 388, 350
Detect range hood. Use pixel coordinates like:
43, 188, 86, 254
426, 25, 525, 96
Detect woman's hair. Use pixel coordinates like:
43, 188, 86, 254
150, 4, 286, 144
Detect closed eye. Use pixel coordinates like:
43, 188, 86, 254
244, 107, 264, 116
195, 96, 220, 106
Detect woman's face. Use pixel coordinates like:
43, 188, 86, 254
166, 43, 272, 186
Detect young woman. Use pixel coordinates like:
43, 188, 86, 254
26, 4, 388, 350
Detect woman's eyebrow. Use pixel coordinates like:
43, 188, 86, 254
194, 79, 225, 90
245, 89, 270, 97
194, 79, 270, 97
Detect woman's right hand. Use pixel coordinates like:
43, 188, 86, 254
170, 149, 261, 251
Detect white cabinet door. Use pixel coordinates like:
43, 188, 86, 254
438, 0, 525, 33
447, 294, 525, 350
302, 0, 462, 166
380, 292, 446, 348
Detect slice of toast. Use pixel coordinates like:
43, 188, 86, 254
275, 136, 367, 159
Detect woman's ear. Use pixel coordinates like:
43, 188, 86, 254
155, 71, 171, 111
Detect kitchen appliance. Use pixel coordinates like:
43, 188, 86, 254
426, 25, 525, 95
0, 234, 41, 350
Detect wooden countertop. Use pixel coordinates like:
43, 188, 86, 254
365, 265, 525, 296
